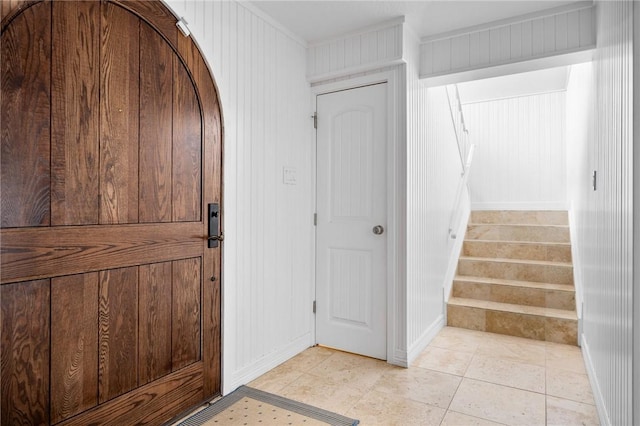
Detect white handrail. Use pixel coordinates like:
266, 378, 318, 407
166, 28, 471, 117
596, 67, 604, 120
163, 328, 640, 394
449, 144, 475, 239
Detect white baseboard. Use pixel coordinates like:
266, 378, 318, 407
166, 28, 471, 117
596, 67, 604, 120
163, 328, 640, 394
222, 333, 313, 395
406, 315, 445, 366
581, 334, 611, 426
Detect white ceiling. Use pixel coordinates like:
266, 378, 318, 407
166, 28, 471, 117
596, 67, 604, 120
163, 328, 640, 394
249, 0, 585, 44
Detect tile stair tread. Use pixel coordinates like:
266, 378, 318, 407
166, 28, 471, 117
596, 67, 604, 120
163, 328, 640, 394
467, 223, 569, 228
453, 275, 575, 291
464, 239, 571, 247
448, 297, 577, 320
459, 256, 573, 267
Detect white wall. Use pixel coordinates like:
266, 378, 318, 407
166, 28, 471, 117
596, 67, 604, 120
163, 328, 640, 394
164, 0, 314, 394
420, 3, 596, 84
405, 30, 462, 363
567, 1, 634, 424
463, 91, 567, 210
565, 62, 593, 323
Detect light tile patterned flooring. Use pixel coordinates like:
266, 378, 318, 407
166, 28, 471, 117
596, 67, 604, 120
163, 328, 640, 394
246, 326, 599, 425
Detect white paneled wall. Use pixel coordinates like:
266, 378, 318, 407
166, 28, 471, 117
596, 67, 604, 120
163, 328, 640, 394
164, 1, 313, 394
406, 32, 461, 362
307, 19, 404, 83
567, 1, 634, 424
463, 92, 567, 210
420, 3, 595, 80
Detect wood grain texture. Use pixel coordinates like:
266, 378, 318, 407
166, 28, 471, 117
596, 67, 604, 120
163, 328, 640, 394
1, 222, 203, 284
114, 0, 178, 50
0, 0, 32, 24
172, 57, 202, 222
100, 2, 140, 224
98, 266, 139, 403
0, 1, 51, 228
59, 362, 204, 426
139, 21, 173, 223
51, 1, 100, 226
177, 22, 223, 397
51, 273, 99, 423
139, 261, 172, 385
172, 257, 201, 370
1, 280, 50, 426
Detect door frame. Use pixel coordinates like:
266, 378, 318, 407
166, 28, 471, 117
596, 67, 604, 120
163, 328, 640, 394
310, 68, 405, 366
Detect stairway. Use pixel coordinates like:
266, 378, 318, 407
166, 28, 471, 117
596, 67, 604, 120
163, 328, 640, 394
447, 210, 578, 345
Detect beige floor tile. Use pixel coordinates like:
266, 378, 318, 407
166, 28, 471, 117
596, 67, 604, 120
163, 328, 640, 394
279, 345, 336, 372
248, 362, 305, 393
307, 350, 394, 390
465, 355, 545, 393
546, 342, 588, 374
440, 410, 505, 426
278, 373, 365, 415
347, 389, 446, 426
547, 395, 600, 426
413, 345, 473, 376
449, 378, 546, 425
476, 337, 546, 367
429, 326, 485, 353
372, 366, 461, 409
546, 368, 595, 404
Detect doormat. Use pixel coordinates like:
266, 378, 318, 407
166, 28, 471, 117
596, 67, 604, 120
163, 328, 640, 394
177, 386, 359, 426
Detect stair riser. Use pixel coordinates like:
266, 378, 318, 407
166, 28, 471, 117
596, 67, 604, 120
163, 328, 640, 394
458, 259, 574, 285
463, 241, 572, 262
466, 224, 570, 242
447, 304, 577, 345
470, 211, 569, 225
452, 281, 575, 310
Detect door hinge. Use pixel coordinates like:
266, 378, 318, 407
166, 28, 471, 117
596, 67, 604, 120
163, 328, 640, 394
313, 300, 316, 314
312, 112, 317, 129
313, 213, 317, 226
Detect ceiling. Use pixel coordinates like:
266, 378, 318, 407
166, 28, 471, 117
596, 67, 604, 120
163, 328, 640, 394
250, 0, 586, 44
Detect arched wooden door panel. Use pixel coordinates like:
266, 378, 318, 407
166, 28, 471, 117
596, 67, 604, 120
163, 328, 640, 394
1, 1, 222, 424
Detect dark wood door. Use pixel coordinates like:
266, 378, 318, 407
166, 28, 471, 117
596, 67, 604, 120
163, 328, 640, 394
0, 1, 223, 424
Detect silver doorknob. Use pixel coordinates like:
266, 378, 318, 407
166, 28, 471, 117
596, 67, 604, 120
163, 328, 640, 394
372, 225, 384, 235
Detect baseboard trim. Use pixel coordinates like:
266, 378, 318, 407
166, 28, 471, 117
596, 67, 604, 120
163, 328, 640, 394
406, 315, 445, 366
581, 334, 611, 426
470, 202, 568, 211
222, 333, 313, 395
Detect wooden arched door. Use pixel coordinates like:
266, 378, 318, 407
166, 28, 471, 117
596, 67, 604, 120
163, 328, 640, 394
1, 1, 223, 424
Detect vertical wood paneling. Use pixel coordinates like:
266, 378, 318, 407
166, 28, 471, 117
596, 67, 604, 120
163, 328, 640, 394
306, 21, 403, 82
0, 2, 51, 228
405, 34, 460, 355
568, 2, 633, 425
463, 92, 566, 210
100, 3, 139, 224
98, 266, 138, 403
172, 257, 201, 370
165, 0, 313, 392
51, 1, 100, 226
139, 22, 173, 223
1, 280, 50, 426
139, 262, 172, 385
51, 273, 99, 423
172, 58, 202, 222
419, 5, 596, 79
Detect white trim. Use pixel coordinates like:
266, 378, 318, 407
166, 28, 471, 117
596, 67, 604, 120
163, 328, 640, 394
443, 190, 470, 303
241, 1, 308, 48
421, 48, 595, 87
582, 335, 611, 426
307, 58, 406, 85
310, 68, 404, 367
420, 2, 594, 44
222, 333, 313, 395
406, 315, 445, 366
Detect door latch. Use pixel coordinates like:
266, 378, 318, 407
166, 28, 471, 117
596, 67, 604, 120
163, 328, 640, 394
208, 203, 223, 248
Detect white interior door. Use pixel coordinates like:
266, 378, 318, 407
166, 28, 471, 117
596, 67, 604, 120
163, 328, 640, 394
316, 83, 387, 360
